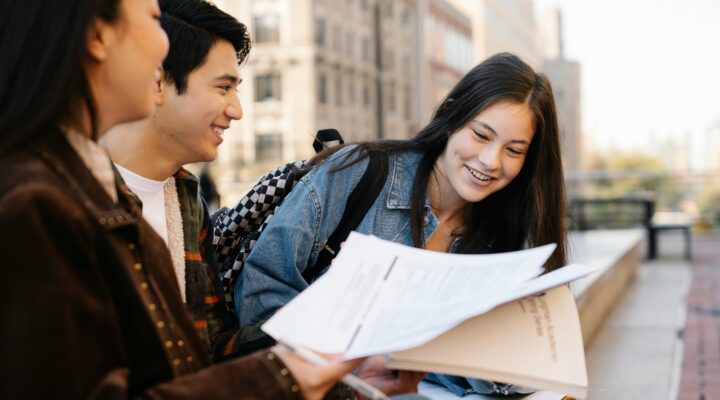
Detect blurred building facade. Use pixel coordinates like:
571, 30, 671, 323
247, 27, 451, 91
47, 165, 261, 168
537, 8, 584, 171
445, 0, 541, 67
209, 0, 584, 202
213, 0, 423, 202
417, 0, 474, 123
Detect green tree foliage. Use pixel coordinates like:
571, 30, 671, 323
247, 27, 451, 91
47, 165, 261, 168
589, 151, 681, 209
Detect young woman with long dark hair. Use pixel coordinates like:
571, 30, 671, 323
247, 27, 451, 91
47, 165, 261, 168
0, 0, 362, 398
234, 52, 568, 397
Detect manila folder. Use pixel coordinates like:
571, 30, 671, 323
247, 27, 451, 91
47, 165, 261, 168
386, 285, 588, 399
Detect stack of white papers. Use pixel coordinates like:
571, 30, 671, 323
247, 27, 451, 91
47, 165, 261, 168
262, 232, 597, 359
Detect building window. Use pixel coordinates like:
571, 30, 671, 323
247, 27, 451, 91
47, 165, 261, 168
363, 80, 370, 110
254, 74, 281, 102
333, 25, 342, 53
401, 6, 411, 25
361, 37, 370, 62
346, 32, 354, 57
335, 75, 343, 106
348, 77, 355, 105
384, 49, 394, 71
318, 73, 328, 104
233, 142, 245, 169
387, 85, 395, 113
255, 133, 283, 163
404, 86, 412, 120
315, 17, 326, 46
253, 15, 279, 44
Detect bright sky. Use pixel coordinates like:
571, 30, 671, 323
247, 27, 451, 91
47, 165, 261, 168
535, 0, 720, 154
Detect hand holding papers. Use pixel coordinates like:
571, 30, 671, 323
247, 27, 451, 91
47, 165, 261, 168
278, 342, 390, 400
262, 233, 600, 398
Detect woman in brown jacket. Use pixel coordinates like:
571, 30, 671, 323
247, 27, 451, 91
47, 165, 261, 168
0, 0, 362, 398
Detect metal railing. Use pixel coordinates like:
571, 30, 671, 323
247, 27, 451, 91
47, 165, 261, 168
564, 170, 720, 232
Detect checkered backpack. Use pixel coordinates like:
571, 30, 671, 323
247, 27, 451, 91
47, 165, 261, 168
212, 130, 389, 313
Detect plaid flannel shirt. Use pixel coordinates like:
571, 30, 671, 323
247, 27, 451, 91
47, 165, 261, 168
174, 169, 267, 361
172, 169, 226, 350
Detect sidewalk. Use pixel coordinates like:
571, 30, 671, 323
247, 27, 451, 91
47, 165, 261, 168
677, 234, 720, 400
584, 231, 693, 399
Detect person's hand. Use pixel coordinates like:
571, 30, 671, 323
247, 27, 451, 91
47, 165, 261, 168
271, 345, 364, 400
353, 355, 426, 398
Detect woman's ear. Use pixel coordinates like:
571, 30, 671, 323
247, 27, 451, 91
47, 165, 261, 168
86, 18, 115, 62
155, 75, 166, 105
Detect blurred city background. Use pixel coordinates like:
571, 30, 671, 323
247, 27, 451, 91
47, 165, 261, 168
198, 0, 720, 237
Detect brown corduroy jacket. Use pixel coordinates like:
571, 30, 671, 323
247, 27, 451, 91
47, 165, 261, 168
0, 131, 301, 399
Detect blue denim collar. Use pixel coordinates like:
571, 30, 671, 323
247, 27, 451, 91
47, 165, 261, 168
386, 150, 431, 210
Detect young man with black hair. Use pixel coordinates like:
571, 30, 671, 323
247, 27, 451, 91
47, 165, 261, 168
101, 0, 245, 358
103, 1, 423, 397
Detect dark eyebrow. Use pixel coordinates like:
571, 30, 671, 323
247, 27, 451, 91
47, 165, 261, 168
473, 121, 497, 136
214, 74, 240, 84
473, 120, 530, 145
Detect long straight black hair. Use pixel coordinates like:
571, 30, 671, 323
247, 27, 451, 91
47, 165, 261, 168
0, 0, 121, 153
313, 53, 567, 271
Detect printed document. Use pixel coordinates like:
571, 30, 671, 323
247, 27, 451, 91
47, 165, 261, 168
262, 232, 595, 358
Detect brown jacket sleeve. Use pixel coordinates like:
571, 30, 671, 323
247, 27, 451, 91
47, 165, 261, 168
0, 184, 300, 399
87, 351, 301, 400
144, 350, 300, 399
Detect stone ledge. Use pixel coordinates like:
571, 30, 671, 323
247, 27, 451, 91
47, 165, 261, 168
568, 229, 645, 346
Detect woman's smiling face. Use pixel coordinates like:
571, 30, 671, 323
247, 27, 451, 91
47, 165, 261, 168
436, 100, 535, 206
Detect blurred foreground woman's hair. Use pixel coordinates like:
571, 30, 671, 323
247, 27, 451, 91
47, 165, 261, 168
0, 0, 120, 152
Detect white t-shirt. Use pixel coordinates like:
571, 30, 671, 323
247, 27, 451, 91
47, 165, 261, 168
115, 164, 169, 244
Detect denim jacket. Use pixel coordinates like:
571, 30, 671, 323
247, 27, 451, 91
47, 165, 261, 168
235, 145, 528, 396
235, 146, 438, 322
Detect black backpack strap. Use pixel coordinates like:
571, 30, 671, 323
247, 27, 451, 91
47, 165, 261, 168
303, 152, 389, 283
313, 128, 345, 153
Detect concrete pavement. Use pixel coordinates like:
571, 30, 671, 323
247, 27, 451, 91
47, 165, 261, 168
584, 231, 720, 399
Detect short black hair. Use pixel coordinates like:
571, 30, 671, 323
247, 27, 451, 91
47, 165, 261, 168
159, 0, 251, 94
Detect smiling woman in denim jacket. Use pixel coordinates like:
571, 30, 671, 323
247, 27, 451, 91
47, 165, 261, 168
235, 52, 569, 397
